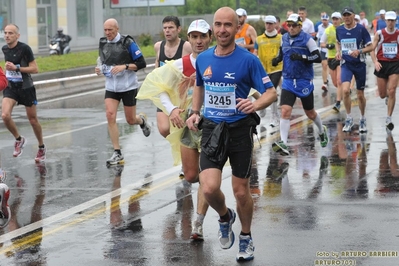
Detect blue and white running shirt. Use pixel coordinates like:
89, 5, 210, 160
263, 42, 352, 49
196, 45, 274, 124
336, 23, 371, 64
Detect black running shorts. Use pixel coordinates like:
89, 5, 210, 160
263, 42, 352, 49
200, 120, 254, 178
3, 85, 38, 107
104, 89, 138, 106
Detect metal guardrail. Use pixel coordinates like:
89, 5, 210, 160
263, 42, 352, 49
1, 57, 323, 107
32, 60, 321, 86
33, 63, 156, 86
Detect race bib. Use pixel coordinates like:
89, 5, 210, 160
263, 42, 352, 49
204, 84, 236, 118
235, 37, 245, 45
382, 43, 397, 59
341, 38, 357, 55
5, 70, 23, 83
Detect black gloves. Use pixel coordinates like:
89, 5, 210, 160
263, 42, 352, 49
326, 43, 335, 49
290, 53, 307, 61
272, 57, 280, 67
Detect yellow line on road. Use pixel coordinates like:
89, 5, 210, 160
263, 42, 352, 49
0, 175, 180, 255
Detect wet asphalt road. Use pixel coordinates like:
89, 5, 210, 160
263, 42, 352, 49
1, 60, 399, 266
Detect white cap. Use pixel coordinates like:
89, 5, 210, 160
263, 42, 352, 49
236, 8, 247, 16
331, 12, 342, 19
385, 11, 397, 20
379, 9, 386, 15
187, 19, 211, 34
286, 13, 302, 24
355, 14, 360, 21
264, 15, 276, 23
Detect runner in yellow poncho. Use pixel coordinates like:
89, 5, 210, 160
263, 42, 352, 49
137, 19, 213, 241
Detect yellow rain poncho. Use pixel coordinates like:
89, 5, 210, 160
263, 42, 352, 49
137, 60, 199, 165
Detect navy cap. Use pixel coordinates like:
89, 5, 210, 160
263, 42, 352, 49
342, 7, 355, 15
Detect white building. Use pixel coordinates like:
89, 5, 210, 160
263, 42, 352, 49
0, 0, 103, 54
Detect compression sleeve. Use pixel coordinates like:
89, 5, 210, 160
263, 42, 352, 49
133, 56, 146, 71
307, 49, 322, 63
159, 92, 177, 115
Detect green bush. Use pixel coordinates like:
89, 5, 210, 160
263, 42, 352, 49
138, 33, 153, 47
249, 20, 266, 36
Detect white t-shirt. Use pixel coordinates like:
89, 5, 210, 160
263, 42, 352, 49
302, 18, 315, 35
359, 18, 369, 29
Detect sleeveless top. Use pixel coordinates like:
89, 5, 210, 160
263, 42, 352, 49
376, 28, 399, 61
182, 54, 196, 77
99, 34, 135, 65
235, 23, 253, 52
158, 39, 185, 66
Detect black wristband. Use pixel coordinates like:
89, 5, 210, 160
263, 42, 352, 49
125, 64, 129, 70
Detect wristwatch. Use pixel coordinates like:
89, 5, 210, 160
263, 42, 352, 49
16, 64, 20, 72
189, 110, 200, 117
125, 64, 129, 70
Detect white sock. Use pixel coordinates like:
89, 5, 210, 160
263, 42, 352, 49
196, 213, 205, 224
280, 118, 290, 143
313, 113, 323, 134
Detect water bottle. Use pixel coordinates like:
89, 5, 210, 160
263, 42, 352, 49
96, 57, 103, 75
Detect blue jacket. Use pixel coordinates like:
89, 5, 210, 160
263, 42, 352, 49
282, 31, 314, 80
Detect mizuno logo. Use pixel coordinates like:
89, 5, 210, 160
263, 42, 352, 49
224, 72, 235, 79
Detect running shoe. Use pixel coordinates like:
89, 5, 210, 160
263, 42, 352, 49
332, 102, 340, 113
0, 183, 11, 228
258, 108, 266, 118
190, 221, 204, 241
35, 146, 47, 162
236, 235, 255, 261
386, 117, 394, 131
218, 208, 236, 249
139, 113, 151, 137
359, 118, 367, 133
319, 125, 329, 148
13, 136, 26, 157
269, 113, 279, 128
106, 151, 124, 166
342, 117, 354, 132
272, 141, 290, 156
0, 168, 6, 183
